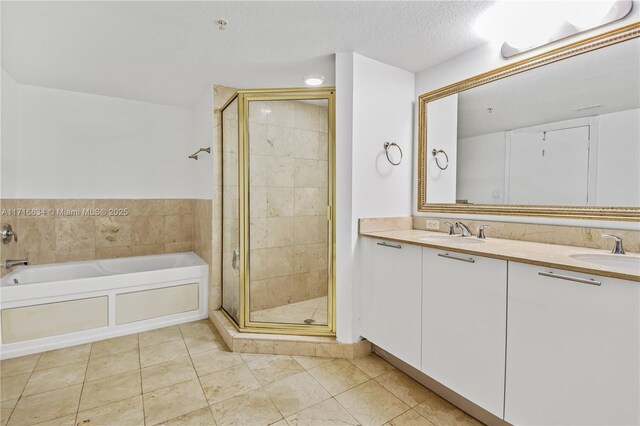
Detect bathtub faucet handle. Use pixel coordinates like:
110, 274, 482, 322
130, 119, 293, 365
1, 223, 18, 244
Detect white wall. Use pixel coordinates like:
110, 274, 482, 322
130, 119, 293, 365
15, 85, 196, 199
426, 94, 457, 203
192, 86, 215, 200
336, 52, 414, 342
414, 10, 640, 230
457, 131, 506, 204
1, 68, 19, 198
597, 108, 640, 207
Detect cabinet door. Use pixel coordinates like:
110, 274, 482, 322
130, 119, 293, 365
363, 238, 422, 369
505, 262, 640, 426
422, 247, 507, 417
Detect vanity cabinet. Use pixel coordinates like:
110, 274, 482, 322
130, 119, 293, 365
421, 247, 507, 418
362, 238, 422, 369
505, 262, 640, 426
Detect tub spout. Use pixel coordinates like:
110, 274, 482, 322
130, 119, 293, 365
3, 259, 29, 269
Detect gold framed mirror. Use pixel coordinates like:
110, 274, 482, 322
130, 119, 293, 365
417, 22, 640, 221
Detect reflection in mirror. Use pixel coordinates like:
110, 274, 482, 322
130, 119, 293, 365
425, 36, 640, 209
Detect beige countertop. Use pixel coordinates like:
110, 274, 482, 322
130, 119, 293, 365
360, 229, 640, 282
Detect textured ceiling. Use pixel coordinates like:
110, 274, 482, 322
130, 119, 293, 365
458, 37, 640, 139
1, 1, 494, 106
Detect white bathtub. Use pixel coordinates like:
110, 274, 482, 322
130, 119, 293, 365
0, 252, 208, 359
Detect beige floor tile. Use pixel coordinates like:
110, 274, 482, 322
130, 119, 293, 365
385, 409, 435, 426
155, 406, 215, 425
140, 339, 189, 368
178, 320, 216, 339
285, 398, 359, 426
270, 420, 288, 426
75, 395, 144, 426
307, 359, 369, 396
1, 399, 17, 426
245, 355, 304, 385
90, 334, 138, 359
264, 371, 330, 417
414, 392, 482, 426
32, 414, 76, 425
23, 361, 87, 396
335, 381, 410, 426
35, 344, 91, 371
210, 389, 282, 426
350, 353, 395, 378
199, 364, 260, 405
183, 332, 228, 356
141, 356, 197, 393
138, 326, 183, 348
85, 349, 139, 381
292, 355, 334, 370
190, 350, 243, 377
8, 384, 81, 425
375, 370, 433, 408
0, 354, 41, 378
143, 379, 208, 425
1, 373, 31, 402
79, 370, 141, 411
239, 353, 272, 362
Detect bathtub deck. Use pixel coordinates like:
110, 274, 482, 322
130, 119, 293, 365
0, 320, 481, 426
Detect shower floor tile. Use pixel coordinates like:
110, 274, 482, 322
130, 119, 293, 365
250, 296, 328, 325
0, 319, 481, 426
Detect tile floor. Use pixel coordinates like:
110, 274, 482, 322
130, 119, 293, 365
0, 320, 482, 426
251, 296, 328, 325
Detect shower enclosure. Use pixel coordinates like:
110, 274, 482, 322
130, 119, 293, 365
220, 88, 335, 336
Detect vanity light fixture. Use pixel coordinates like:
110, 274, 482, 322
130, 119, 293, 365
304, 75, 325, 86
475, 0, 633, 58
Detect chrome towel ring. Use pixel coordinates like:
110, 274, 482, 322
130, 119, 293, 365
383, 142, 403, 166
431, 149, 449, 170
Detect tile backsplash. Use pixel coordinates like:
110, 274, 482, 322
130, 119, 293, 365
0, 199, 213, 278
357, 216, 640, 253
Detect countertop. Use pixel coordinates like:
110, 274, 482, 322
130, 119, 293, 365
360, 229, 640, 282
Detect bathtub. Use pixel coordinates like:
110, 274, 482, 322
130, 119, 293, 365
0, 252, 208, 359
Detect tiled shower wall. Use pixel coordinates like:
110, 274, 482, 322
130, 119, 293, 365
0, 199, 213, 281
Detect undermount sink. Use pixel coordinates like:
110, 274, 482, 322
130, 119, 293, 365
570, 253, 640, 274
417, 235, 485, 245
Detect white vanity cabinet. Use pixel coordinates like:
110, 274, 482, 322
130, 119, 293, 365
421, 247, 507, 418
505, 262, 640, 426
362, 238, 422, 369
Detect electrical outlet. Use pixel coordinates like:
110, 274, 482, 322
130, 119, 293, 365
425, 220, 440, 230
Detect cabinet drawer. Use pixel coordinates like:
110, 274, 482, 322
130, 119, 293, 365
422, 247, 507, 418
363, 239, 422, 369
505, 262, 640, 425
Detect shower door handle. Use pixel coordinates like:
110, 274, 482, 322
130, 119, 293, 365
232, 249, 239, 271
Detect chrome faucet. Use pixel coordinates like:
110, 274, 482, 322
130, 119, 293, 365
477, 225, 490, 239
3, 259, 29, 269
455, 221, 472, 237
443, 222, 455, 235
602, 234, 625, 255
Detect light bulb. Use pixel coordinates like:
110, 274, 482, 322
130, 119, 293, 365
304, 75, 325, 86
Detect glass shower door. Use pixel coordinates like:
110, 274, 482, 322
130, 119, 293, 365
245, 97, 331, 327
221, 97, 240, 323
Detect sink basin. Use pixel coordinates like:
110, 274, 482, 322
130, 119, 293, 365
570, 254, 640, 274
417, 235, 485, 245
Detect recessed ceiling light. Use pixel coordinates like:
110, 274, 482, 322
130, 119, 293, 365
304, 75, 325, 86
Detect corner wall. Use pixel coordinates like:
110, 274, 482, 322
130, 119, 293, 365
336, 52, 415, 342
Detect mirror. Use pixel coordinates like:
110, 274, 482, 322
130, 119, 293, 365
418, 23, 640, 220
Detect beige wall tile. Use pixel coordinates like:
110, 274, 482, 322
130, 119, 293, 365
95, 246, 132, 259
131, 215, 164, 244
95, 216, 132, 247
55, 217, 95, 251
131, 243, 164, 256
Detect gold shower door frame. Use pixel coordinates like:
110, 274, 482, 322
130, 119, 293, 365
220, 87, 336, 336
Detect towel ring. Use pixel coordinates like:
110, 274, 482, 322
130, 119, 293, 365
431, 149, 449, 170
383, 142, 403, 166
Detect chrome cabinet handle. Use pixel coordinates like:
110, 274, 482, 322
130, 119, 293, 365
538, 271, 601, 286
377, 242, 402, 249
232, 249, 239, 271
437, 253, 475, 263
